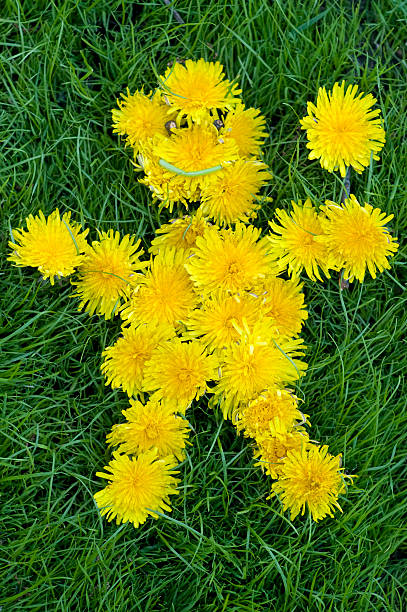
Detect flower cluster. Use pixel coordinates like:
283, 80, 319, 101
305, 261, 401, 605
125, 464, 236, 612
112, 58, 271, 224
9, 62, 401, 531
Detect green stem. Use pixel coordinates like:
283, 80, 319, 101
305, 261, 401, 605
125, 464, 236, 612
159, 158, 223, 177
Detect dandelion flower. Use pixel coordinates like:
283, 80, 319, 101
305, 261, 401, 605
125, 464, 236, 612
94, 449, 179, 527
137, 144, 194, 210
150, 210, 211, 256
101, 323, 174, 397
268, 199, 332, 281
223, 103, 269, 157
254, 429, 310, 479
300, 81, 386, 177
143, 338, 219, 411
257, 276, 308, 339
214, 323, 307, 418
318, 194, 398, 282
107, 398, 190, 461
8, 209, 88, 285
72, 230, 146, 319
271, 444, 353, 521
112, 89, 169, 152
186, 223, 279, 295
236, 388, 307, 439
159, 59, 241, 123
152, 123, 239, 194
120, 248, 196, 330
199, 159, 271, 225
186, 290, 261, 351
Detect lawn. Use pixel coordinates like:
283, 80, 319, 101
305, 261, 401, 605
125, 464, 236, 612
1, 0, 407, 610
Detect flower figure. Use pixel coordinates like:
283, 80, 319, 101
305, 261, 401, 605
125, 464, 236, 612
268, 199, 332, 281
143, 338, 219, 411
271, 444, 353, 521
120, 248, 196, 330
8, 209, 88, 285
107, 398, 190, 461
94, 449, 179, 527
112, 89, 169, 152
300, 81, 386, 177
199, 159, 271, 225
186, 223, 279, 295
159, 59, 241, 123
101, 323, 174, 397
223, 103, 269, 157
318, 194, 398, 282
72, 230, 146, 319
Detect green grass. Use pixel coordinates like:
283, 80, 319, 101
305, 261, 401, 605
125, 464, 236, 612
1, 0, 407, 609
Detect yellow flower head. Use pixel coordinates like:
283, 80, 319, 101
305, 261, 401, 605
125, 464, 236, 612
8, 209, 89, 285
112, 89, 169, 152
186, 290, 261, 351
72, 230, 146, 319
94, 449, 179, 528
186, 223, 279, 295
199, 159, 271, 225
137, 143, 194, 211
120, 248, 196, 330
142, 338, 219, 411
214, 323, 307, 419
256, 276, 308, 339
223, 103, 269, 157
101, 323, 174, 397
318, 194, 398, 282
300, 81, 386, 177
254, 429, 310, 479
152, 123, 239, 194
149, 210, 211, 256
107, 398, 190, 461
236, 388, 307, 439
271, 444, 354, 521
268, 199, 333, 281
159, 59, 241, 123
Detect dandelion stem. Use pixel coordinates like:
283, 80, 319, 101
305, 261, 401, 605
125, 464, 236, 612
159, 159, 223, 177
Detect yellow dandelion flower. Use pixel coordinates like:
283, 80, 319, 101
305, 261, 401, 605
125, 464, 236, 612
152, 123, 239, 194
8, 209, 89, 285
236, 388, 307, 439
94, 449, 179, 527
300, 81, 386, 177
214, 323, 307, 419
137, 144, 194, 211
256, 276, 308, 339
186, 290, 261, 351
185, 223, 279, 295
107, 398, 190, 461
72, 230, 146, 319
199, 159, 271, 225
120, 248, 196, 330
223, 103, 269, 157
268, 199, 333, 281
317, 194, 398, 282
159, 58, 241, 123
142, 338, 219, 411
112, 89, 169, 152
149, 210, 211, 256
271, 444, 354, 521
101, 323, 174, 397
254, 429, 310, 479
